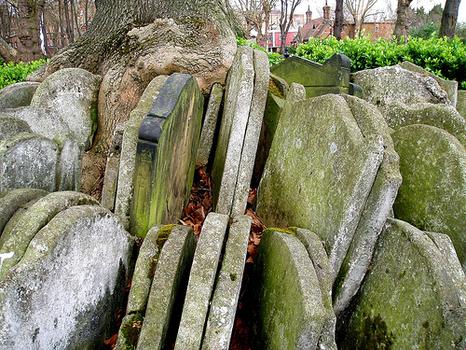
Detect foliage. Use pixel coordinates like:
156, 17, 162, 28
0, 60, 47, 89
295, 36, 466, 89
237, 36, 284, 66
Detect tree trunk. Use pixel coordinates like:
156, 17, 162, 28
44, 0, 237, 195
0, 36, 17, 62
393, 0, 413, 40
64, 0, 74, 43
334, 0, 344, 40
16, 0, 45, 61
440, 0, 461, 37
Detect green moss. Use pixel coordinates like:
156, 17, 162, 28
156, 224, 175, 249
119, 313, 144, 350
345, 313, 394, 350
265, 227, 295, 236
269, 79, 285, 98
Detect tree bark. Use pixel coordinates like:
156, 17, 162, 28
0, 36, 17, 62
334, 0, 344, 40
394, 0, 413, 40
16, 0, 45, 61
440, 0, 461, 37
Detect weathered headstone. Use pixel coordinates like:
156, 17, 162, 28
130, 73, 203, 236
343, 219, 466, 349
212, 46, 254, 216
196, 83, 224, 167
257, 94, 384, 277
400, 61, 458, 107
231, 50, 269, 215
0, 191, 98, 278
30, 68, 101, 150
384, 102, 466, 147
271, 54, 356, 98
115, 75, 168, 229
392, 124, 466, 268
56, 139, 82, 191
254, 229, 327, 349
101, 123, 125, 210
203, 215, 252, 350
0, 116, 31, 140
352, 65, 449, 115
333, 95, 402, 315
0, 132, 59, 192
175, 212, 229, 350
136, 225, 196, 350
0, 205, 134, 349
0, 188, 47, 236
458, 90, 466, 120
0, 81, 40, 109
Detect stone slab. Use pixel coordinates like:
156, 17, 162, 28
175, 212, 229, 350
344, 218, 466, 349
384, 102, 466, 147
0, 205, 133, 349
115, 75, 168, 229
333, 95, 402, 315
0, 81, 40, 109
0, 191, 98, 278
458, 90, 466, 120
400, 61, 458, 107
56, 139, 82, 191
254, 229, 327, 349
231, 49, 270, 216
202, 215, 252, 350
136, 225, 196, 350
0, 132, 59, 192
30, 68, 101, 150
130, 73, 203, 236
101, 123, 125, 210
196, 83, 224, 167
212, 46, 254, 216
0, 188, 47, 237
392, 124, 466, 269
0, 116, 31, 140
257, 94, 384, 277
293, 228, 337, 350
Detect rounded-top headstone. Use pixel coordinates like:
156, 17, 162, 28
0, 81, 40, 109
0, 116, 31, 141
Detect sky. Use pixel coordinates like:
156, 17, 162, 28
296, 0, 466, 23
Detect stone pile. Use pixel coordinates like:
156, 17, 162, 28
0, 68, 101, 192
0, 189, 134, 349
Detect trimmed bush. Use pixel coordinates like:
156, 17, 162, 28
0, 60, 46, 89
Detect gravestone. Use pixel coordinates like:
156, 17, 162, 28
271, 54, 357, 98
196, 83, 224, 167
212, 46, 255, 216
333, 95, 402, 315
458, 90, 466, 119
0, 191, 98, 278
0, 188, 47, 236
0, 116, 31, 140
175, 212, 229, 350
115, 75, 168, 229
343, 219, 466, 349
0, 205, 134, 349
392, 124, 466, 268
130, 73, 203, 237
30, 68, 101, 150
384, 102, 466, 147
254, 229, 327, 349
136, 225, 196, 350
203, 215, 252, 350
0, 132, 59, 192
56, 139, 82, 191
0, 81, 39, 109
400, 61, 458, 107
101, 123, 125, 210
257, 94, 384, 276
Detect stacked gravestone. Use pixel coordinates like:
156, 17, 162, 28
0, 81, 40, 109
0, 190, 134, 349
212, 46, 269, 216
458, 90, 466, 119
343, 218, 466, 349
130, 73, 203, 236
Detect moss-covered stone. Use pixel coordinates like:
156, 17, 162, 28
257, 94, 384, 277
0, 81, 39, 109
344, 219, 466, 349
457, 90, 466, 120
0, 116, 31, 141
253, 229, 327, 349
130, 73, 203, 237
392, 124, 466, 268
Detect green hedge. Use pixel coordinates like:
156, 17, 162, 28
237, 37, 284, 66
295, 36, 466, 89
0, 59, 47, 89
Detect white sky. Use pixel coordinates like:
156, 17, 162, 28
296, 0, 466, 23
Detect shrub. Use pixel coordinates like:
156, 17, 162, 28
0, 59, 47, 89
295, 36, 466, 89
237, 36, 284, 66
